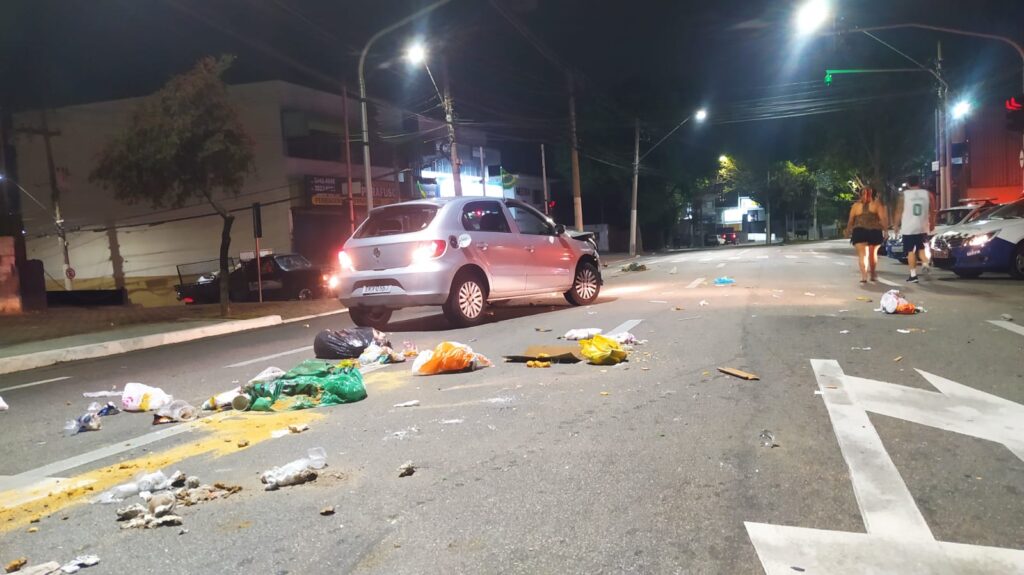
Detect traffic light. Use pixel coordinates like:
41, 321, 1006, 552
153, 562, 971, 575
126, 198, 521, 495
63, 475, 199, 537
1006, 94, 1024, 133
547, 200, 556, 210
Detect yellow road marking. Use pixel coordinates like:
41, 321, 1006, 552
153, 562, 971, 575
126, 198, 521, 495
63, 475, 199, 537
0, 410, 322, 533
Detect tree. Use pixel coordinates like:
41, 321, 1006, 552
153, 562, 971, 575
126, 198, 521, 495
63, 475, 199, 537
91, 56, 255, 316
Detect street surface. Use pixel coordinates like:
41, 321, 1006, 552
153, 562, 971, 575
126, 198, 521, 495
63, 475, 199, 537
1, 240, 1023, 574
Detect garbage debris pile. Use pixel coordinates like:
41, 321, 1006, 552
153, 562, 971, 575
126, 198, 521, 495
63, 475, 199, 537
260, 447, 327, 490
5, 555, 99, 574
620, 262, 648, 272
96, 469, 242, 529
877, 289, 924, 315
412, 342, 493, 376
226, 360, 367, 412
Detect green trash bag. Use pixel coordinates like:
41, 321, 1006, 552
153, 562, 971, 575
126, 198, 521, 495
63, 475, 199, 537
320, 368, 367, 405
281, 359, 335, 379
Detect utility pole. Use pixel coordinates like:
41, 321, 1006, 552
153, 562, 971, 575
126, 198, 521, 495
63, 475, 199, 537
442, 58, 462, 196
629, 118, 640, 257
935, 42, 952, 209
342, 84, 356, 236
567, 72, 583, 231
479, 146, 486, 196
540, 143, 550, 215
37, 110, 72, 290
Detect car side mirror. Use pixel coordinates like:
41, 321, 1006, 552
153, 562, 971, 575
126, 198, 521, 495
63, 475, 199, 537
554, 223, 566, 236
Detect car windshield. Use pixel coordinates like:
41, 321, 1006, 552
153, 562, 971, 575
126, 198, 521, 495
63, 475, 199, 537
984, 199, 1024, 220
965, 205, 1000, 223
355, 204, 438, 238
274, 254, 312, 271
937, 209, 970, 226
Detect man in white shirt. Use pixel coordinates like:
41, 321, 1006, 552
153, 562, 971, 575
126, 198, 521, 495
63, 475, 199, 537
894, 175, 937, 283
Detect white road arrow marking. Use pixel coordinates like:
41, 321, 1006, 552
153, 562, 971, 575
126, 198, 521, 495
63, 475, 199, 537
989, 319, 1024, 338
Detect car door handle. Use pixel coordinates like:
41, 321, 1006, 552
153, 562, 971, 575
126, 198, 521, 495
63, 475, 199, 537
479, 242, 489, 251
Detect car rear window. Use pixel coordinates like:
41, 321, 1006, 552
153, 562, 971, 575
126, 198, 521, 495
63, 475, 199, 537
355, 204, 438, 238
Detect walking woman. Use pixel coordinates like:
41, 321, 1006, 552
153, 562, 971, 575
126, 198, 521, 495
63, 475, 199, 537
846, 187, 889, 284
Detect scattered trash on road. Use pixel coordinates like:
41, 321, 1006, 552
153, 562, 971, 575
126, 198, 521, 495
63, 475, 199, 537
5, 558, 27, 573
504, 345, 582, 365
92, 402, 119, 416
320, 506, 335, 516
1001, 313, 1014, 322
15, 562, 60, 575
621, 262, 647, 272
673, 306, 685, 311
526, 360, 551, 368
0, 396, 7, 412
893, 356, 904, 362
610, 332, 645, 345
64, 410, 102, 436
534, 327, 552, 332
58, 555, 100, 574
649, 300, 668, 304
699, 300, 709, 307
121, 383, 173, 412
803, 292, 816, 297
880, 290, 920, 314
562, 328, 602, 340
441, 419, 464, 425
261, 447, 327, 490
669, 266, 678, 275
82, 389, 121, 398
401, 342, 420, 358
579, 334, 628, 365
718, 367, 760, 381
855, 296, 872, 302
839, 330, 850, 335
393, 400, 420, 408
314, 327, 390, 360
896, 328, 924, 334
600, 391, 610, 396
398, 461, 416, 477
151, 400, 197, 425
412, 342, 493, 376
201, 388, 243, 411
242, 360, 367, 410
713, 276, 736, 286
851, 347, 872, 351
759, 430, 777, 448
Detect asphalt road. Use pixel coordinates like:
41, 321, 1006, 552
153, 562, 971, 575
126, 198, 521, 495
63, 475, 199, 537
1, 240, 1022, 574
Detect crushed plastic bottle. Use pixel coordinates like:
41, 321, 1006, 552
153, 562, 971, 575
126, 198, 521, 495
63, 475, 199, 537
260, 447, 327, 491
154, 399, 197, 422
136, 470, 171, 493
201, 388, 243, 411
759, 430, 776, 448
96, 482, 141, 504
64, 412, 102, 436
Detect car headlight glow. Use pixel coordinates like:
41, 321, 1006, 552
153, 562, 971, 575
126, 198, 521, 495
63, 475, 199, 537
967, 230, 999, 247
327, 275, 340, 289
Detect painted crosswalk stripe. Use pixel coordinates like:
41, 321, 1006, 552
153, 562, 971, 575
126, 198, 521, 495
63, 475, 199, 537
699, 257, 713, 262
989, 320, 1024, 338
0, 376, 71, 393
785, 255, 798, 259
716, 262, 726, 268
685, 277, 705, 289
608, 319, 642, 335
224, 346, 314, 368
876, 277, 900, 287
757, 255, 769, 260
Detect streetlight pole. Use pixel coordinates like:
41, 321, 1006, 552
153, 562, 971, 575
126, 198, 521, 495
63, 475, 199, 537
358, 0, 451, 214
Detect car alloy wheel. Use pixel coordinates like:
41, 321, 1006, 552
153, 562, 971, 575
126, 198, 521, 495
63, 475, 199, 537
298, 288, 313, 300
574, 266, 598, 301
458, 280, 484, 319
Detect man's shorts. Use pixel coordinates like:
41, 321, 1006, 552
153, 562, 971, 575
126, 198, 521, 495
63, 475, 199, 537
902, 233, 928, 254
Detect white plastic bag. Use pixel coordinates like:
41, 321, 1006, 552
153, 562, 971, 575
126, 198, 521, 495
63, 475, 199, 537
249, 366, 286, 385
260, 447, 327, 490
121, 383, 173, 412
563, 328, 603, 341
201, 387, 243, 411
0, 396, 7, 411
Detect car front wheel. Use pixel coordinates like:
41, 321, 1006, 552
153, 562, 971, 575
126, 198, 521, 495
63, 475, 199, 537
564, 262, 601, 306
349, 306, 392, 329
1010, 243, 1024, 280
443, 271, 488, 327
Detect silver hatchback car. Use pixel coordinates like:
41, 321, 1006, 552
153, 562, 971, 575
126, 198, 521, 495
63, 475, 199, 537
336, 197, 602, 327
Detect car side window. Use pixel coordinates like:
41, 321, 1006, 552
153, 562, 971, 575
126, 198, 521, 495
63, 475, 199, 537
461, 201, 511, 233
506, 202, 553, 235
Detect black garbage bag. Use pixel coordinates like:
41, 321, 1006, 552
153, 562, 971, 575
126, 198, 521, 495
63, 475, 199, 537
313, 328, 391, 359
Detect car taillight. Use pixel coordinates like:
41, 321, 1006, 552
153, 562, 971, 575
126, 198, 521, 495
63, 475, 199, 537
411, 240, 447, 263
338, 250, 354, 272
182, 296, 194, 304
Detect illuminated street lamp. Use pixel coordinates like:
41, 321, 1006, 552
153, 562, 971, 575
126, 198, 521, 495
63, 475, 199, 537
695, 108, 708, 122
405, 43, 427, 65
952, 99, 972, 120
794, 0, 830, 35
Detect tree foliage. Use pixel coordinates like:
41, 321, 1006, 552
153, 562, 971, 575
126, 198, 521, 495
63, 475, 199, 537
91, 55, 254, 315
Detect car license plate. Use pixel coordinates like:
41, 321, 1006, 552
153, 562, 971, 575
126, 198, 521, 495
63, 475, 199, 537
362, 285, 391, 295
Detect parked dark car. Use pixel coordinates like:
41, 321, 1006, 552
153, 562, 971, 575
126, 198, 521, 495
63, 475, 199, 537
717, 227, 739, 245
175, 254, 331, 304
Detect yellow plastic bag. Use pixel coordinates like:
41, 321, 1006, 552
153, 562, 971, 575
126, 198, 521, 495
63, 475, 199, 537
579, 334, 628, 365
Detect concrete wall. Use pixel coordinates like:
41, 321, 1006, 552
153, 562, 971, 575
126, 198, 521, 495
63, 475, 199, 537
14, 83, 294, 306
0, 236, 20, 314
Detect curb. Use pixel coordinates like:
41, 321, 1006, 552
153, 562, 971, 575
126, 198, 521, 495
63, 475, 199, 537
0, 315, 284, 376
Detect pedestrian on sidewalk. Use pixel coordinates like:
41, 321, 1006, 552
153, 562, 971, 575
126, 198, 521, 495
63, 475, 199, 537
846, 187, 888, 284
894, 175, 937, 283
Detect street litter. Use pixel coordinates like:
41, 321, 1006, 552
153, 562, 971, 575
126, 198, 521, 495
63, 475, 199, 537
621, 262, 647, 272
398, 461, 416, 478
718, 367, 759, 381
1001, 313, 1014, 321
393, 400, 420, 408
359, 343, 406, 365
121, 383, 173, 412
534, 327, 552, 332
838, 309, 849, 313
15, 562, 60, 575
609, 332, 646, 345
759, 430, 777, 448
669, 266, 677, 275
64, 410, 102, 436
82, 389, 121, 398
851, 347, 872, 351
320, 506, 335, 516
441, 419, 464, 425
713, 276, 736, 286
673, 306, 685, 311
261, 447, 327, 490
401, 342, 419, 358
201, 388, 243, 411
856, 296, 872, 302
241, 360, 367, 411
699, 300, 709, 307
91, 402, 119, 416
879, 289, 920, 314
839, 330, 850, 334
562, 328, 602, 340
526, 360, 551, 368
896, 328, 924, 334
579, 334, 628, 365
804, 292, 816, 297
649, 300, 668, 304
893, 356, 904, 362
151, 400, 197, 425
0, 396, 7, 412
600, 391, 610, 396
412, 342, 493, 376
314, 327, 390, 360
504, 345, 583, 365
5, 558, 26, 573
59, 555, 100, 574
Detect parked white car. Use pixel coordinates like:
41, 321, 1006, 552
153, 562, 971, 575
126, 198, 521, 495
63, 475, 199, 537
931, 197, 1024, 279
336, 197, 602, 327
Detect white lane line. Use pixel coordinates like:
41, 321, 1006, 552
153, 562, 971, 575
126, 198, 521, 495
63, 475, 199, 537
876, 277, 900, 287
224, 346, 314, 368
685, 277, 705, 289
784, 255, 798, 259
0, 376, 71, 393
810, 360, 933, 539
756, 255, 769, 260
833, 261, 847, 266
728, 256, 741, 261
989, 320, 1024, 338
281, 308, 348, 324
671, 258, 689, 263
608, 319, 642, 335
699, 257, 714, 262
814, 255, 828, 259
716, 262, 726, 269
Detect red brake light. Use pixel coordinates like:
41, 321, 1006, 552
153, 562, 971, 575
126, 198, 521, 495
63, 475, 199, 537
182, 296, 194, 304
411, 240, 447, 263
338, 250, 354, 272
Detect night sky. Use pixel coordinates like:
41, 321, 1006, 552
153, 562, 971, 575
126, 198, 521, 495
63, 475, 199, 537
3, 0, 1023, 176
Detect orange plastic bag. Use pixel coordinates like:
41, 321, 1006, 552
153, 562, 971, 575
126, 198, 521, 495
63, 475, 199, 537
412, 342, 493, 376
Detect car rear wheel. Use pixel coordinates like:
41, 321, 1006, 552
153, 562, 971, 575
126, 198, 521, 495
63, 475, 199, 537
564, 262, 601, 306
954, 270, 983, 279
1010, 243, 1024, 280
297, 288, 314, 300
443, 271, 488, 327
349, 306, 392, 329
